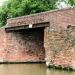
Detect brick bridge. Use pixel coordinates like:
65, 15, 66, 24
0, 7, 75, 69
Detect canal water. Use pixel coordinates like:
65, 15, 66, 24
0, 63, 75, 75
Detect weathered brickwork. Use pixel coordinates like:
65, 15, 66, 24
0, 27, 45, 62
7, 7, 75, 29
47, 28, 75, 69
0, 27, 7, 62
0, 7, 75, 69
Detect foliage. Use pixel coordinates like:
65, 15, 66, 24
0, 0, 58, 27
68, 0, 75, 6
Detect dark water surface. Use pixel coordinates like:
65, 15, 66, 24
0, 63, 75, 75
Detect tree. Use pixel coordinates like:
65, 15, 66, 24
68, 0, 75, 6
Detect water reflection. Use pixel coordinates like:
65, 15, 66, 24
0, 64, 75, 75
0, 64, 46, 75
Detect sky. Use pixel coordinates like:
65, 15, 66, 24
0, 0, 7, 6
56, 0, 70, 9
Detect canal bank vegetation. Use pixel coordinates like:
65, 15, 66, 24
48, 64, 75, 71
0, 0, 74, 28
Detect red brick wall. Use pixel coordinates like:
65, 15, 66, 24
45, 27, 75, 69
43, 8, 75, 69
0, 7, 75, 69
7, 7, 75, 29
0, 27, 7, 62
7, 27, 45, 62
0, 27, 45, 62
